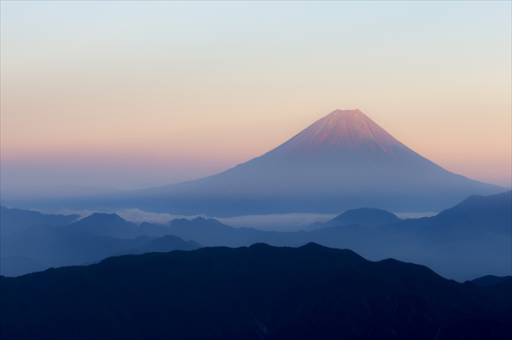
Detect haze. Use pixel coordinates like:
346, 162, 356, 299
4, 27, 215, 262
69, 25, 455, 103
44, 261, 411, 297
1, 1, 511, 193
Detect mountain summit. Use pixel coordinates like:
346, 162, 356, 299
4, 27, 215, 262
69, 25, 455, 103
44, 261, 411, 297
263, 109, 427, 171
269, 109, 403, 156
51, 109, 505, 216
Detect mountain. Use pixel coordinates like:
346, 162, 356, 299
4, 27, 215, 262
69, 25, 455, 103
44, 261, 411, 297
0, 206, 80, 235
432, 191, 512, 233
38, 109, 502, 216
2, 192, 510, 280
66, 213, 171, 238
0, 224, 153, 270
132, 191, 512, 280
67, 213, 132, 236
472, 275, 512, 287
111, 235, 201, 256
0, 209, 203, 273
388, 191, 512, 238
165, 217, 266, 246
323, 207, 401, 229
1, 244, 511, 340
0, 222, 200, 273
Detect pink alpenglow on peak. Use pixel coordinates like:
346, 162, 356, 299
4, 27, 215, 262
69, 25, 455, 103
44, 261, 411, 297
53, 109, 506, 216
272, 109, 405, 156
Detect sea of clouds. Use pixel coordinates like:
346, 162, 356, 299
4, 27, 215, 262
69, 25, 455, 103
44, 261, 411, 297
27, 208, 437, 232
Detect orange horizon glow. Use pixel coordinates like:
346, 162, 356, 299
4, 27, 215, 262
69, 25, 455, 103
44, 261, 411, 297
2, 107, 510, 189
1, 1, 510, 190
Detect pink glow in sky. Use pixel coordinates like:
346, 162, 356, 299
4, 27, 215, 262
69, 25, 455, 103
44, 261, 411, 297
1, 1, 511, 190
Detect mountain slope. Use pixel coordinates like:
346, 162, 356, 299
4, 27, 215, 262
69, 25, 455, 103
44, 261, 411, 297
60, 109, 501, 216
0, 224, 153, 269
388, 191, 512, 237
472, 275, 512, 287
1, 244, 511, 340
66, 213, 171, 238
2, 192, 509, 280
0, 209, 205, 273
433, 191, 512, 233
0, 206, 79, 235
111, 235, 201, 256
5, 110, 503, 215
323, 207, 402, 228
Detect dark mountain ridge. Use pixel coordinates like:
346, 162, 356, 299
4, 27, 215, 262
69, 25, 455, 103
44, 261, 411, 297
1, 244, 510, 340
472, 275, 512, 287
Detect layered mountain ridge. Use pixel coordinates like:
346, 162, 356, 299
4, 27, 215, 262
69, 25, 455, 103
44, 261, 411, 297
1, 191, 510, 279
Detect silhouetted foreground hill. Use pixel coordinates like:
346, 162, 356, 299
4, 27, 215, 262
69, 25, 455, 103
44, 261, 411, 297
1, 244, 511, 340
472, 275, 512, 287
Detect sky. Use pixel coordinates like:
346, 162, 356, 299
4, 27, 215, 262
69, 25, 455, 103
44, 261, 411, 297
1, 1, 511, 192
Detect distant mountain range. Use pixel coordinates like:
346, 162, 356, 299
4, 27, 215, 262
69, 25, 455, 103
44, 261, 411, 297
65, 212, 172, 239
0, 206, 80, 235
111, 235, 200, 256
0, 207, 202, 276
1, 191, 510, 280
3, 110, 504, 216
2, 243, 510, 340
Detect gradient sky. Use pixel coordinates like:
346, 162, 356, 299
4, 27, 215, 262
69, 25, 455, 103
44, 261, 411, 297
1, 1, 511, 191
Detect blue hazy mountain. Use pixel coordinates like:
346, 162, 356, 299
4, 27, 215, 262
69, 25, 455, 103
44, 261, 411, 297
1, 223, 152, 270
2, 191, 509, 280
0, 214, 201, 275
111, 235, 201, 256
66, 213, 172, 239
1, 244, 510, 340
386, 191, 512, 238
0, 206, 80, 235
161, 191, 511, 280
322, 207, 402, 229
41, 109, 503, 216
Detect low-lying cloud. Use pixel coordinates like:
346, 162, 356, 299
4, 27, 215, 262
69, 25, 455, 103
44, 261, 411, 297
33, 208, 438, 232
218, 213, 337, 231
116, 209, 200, 226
